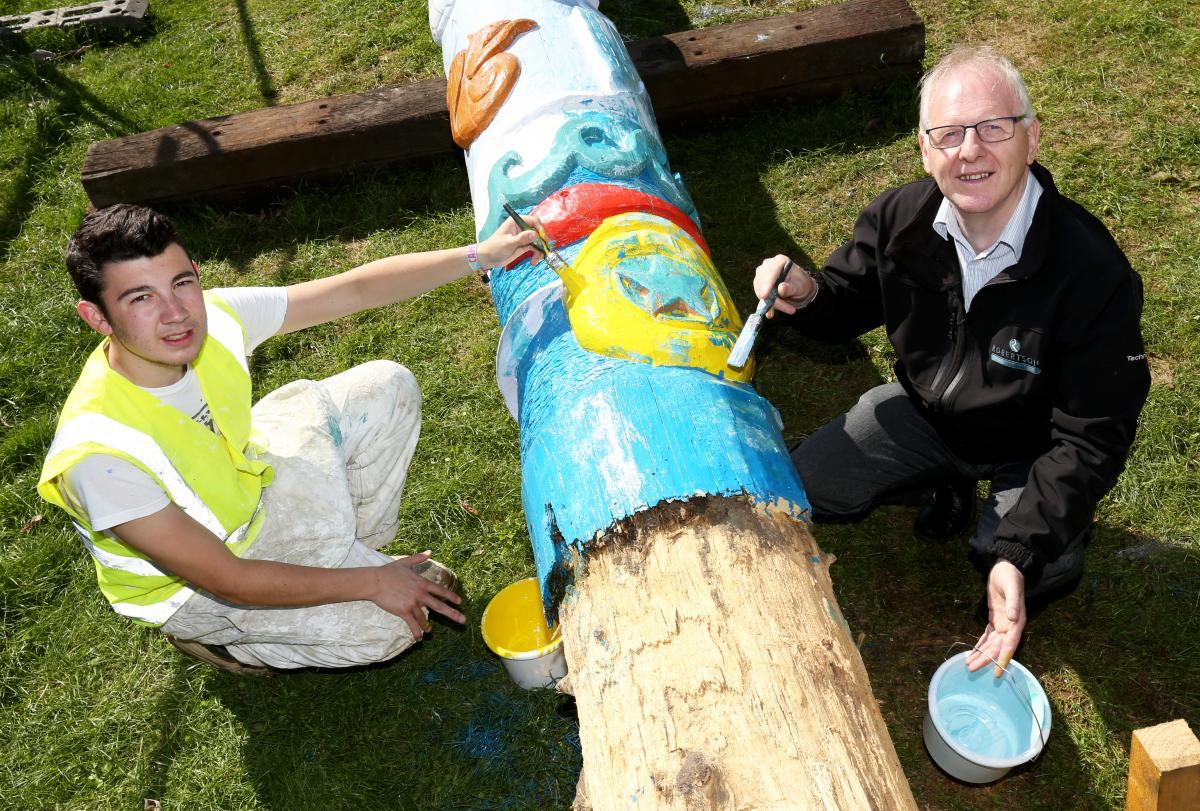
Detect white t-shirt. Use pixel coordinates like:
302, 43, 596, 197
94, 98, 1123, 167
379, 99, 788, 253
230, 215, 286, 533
61, 287, 288, 532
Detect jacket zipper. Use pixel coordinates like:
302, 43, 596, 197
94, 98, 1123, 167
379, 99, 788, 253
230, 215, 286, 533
938, 336, 973, 413
929, 284, 967, 411
936, 274, 1022, 413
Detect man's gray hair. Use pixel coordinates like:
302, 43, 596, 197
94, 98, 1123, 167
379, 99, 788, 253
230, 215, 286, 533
918, 45, 1036, 131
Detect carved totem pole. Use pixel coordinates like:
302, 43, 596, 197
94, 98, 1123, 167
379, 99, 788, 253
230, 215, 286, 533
430, 2, 917, 807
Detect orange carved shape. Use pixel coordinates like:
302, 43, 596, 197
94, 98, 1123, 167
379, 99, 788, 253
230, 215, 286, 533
447, 18, 539, 149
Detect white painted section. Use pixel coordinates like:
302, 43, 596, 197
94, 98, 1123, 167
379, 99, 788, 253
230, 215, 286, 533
430, 0, 660, 231
495, 280, 565, 419
580, 394, 646, 505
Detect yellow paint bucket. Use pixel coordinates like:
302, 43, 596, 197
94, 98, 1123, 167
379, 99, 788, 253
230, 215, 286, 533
480, 577, 567, 689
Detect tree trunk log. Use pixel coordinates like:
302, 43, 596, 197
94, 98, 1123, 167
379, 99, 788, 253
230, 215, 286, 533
560, 496, 916, 810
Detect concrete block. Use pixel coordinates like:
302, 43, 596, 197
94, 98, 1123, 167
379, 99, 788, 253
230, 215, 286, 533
0, 0, 149, 35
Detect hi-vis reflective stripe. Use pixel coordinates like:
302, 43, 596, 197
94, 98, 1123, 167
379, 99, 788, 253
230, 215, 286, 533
52, 412, 259, 625
75, 524, 197, 623
114, 594, 191, 624
76, 523, 169, 577
206, 303, 249, 374
47, 413, 227, 537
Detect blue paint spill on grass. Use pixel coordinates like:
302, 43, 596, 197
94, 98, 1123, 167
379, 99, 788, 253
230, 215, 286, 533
421, 654, 500, 686
435, 676, 583, 810
459, 721, 506, 762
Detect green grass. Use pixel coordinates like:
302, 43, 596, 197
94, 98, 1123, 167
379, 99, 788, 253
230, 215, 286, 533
2, 0, 1198, 808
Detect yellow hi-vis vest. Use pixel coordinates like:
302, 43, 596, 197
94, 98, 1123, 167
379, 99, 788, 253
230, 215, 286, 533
37, 292, 273, 626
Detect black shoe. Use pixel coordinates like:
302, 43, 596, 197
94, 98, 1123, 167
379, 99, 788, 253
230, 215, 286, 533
913, 478, 976, 542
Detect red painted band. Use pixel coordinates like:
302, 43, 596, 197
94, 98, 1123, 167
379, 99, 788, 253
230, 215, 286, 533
506, 183, 710, 269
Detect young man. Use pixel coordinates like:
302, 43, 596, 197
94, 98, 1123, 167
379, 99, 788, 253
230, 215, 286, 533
38, 204, 538, 672
751, 46, 1150, 675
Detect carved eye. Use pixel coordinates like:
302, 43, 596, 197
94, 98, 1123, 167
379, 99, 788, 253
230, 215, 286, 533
579, 125, 610, 147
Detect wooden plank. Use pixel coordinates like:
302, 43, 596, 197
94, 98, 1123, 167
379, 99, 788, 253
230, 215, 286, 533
82, 80, 455, 207
630, 0, 924, 124
1126, 719, 1200, 811
81, 0, 923, 208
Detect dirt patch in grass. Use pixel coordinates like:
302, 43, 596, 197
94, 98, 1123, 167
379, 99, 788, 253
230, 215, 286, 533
1149, 354, 1175, 389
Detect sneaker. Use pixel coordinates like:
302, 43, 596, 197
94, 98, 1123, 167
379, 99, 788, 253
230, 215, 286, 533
913, 478, 976, 542
164, 634, 273, 676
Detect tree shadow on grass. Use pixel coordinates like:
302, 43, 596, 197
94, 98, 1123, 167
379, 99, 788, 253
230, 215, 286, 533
0, 37, 142, 261
233, 0, 278, 106
202, 614, 581, 810
602, 0, 692, 38
669, 79, 919, 430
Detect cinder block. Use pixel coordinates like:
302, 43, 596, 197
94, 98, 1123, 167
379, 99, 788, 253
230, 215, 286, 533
0, 0, 148, 35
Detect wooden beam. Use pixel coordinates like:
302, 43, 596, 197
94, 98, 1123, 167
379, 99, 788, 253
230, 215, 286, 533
81, 80, 455, 209
629, 0, 923, 125
1126, 719, 1200, 811
81, 0, 923, 208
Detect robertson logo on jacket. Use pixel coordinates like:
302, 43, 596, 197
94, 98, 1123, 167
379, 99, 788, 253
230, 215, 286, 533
989, 337, 1042, 375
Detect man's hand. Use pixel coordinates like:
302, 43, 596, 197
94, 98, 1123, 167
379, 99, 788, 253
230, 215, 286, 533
477, 214, 544, 268
370, 550, 465, 640
753, 254, 815, 318
966, 560, 1027, 677
113, 506, 464, 639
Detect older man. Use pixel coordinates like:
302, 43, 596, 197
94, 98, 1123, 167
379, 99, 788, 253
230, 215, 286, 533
752, 46, 1149, 674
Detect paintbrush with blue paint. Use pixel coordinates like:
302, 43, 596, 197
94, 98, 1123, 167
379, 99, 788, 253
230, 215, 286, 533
503, 202, 570, 274
727, 258, 793, 370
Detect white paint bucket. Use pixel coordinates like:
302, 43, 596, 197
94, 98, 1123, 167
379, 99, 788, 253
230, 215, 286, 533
924, 651, 1052, 783
480, 578, 567, 690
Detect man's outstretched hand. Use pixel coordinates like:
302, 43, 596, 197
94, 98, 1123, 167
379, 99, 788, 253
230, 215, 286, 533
966, 560, 1027, 677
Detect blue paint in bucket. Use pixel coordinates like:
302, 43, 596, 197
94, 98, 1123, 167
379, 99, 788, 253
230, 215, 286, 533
924, 651, 1052, 783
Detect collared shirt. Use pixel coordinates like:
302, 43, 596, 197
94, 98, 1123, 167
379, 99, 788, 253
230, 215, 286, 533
933, 170, 1043, 311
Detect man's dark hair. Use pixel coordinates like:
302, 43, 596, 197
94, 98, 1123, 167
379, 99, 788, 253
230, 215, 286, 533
65, 204, 186, 309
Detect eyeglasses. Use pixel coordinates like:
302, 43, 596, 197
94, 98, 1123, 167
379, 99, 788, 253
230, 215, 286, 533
924, 115, 1028, 149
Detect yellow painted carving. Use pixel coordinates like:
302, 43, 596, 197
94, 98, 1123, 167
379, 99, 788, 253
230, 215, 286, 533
560, 212, 752, 381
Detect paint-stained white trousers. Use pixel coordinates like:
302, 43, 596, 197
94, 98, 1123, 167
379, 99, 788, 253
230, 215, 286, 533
161, 360, 435, 669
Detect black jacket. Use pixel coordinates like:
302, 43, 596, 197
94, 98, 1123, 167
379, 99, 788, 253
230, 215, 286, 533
788, 162, 1150, 581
